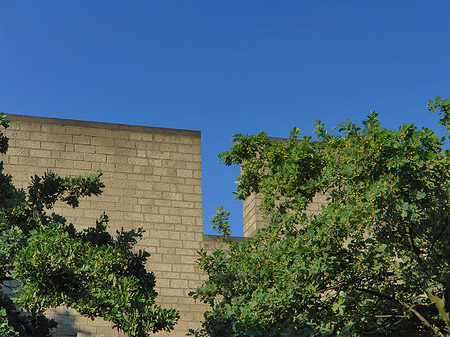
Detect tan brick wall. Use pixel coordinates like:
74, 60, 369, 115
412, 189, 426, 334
1, 115, 208, 337
243, 192, 328, 238
242, 192, 264, 238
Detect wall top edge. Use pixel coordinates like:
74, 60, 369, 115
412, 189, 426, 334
202, 234, 248, 243
4, 114, 201, 138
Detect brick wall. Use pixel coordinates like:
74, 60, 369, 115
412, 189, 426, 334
1, 115, 208, 337
243, 189, 328, 238
242, 192, 263, 238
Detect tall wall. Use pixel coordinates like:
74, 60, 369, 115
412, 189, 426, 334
1, 115, 208, 337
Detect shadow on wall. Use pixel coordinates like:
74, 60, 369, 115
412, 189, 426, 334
46, 307, 126, 337
1, 283, 123, 337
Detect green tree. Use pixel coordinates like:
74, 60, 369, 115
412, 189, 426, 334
190, 97, 450, 336
0, 114, 179, 336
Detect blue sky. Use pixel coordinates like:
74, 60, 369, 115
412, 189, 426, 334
1, 1, 450, 236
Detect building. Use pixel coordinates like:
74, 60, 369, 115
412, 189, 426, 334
1, 114, 326, 337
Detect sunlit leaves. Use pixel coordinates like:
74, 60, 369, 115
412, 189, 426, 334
191, 98, 450, 336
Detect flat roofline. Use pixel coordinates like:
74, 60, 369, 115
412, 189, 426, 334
5, 114, 201, 137
203, 234, 248, 242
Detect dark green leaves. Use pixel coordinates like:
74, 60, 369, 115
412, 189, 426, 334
0, 113, 9, 155
28, 169, 104, 209
428, 95, 450, 136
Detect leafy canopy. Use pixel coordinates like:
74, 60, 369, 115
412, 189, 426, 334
190, 97, 450, 336
0, 114, 178, 337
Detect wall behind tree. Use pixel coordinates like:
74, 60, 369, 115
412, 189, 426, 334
1, 114, 209, 337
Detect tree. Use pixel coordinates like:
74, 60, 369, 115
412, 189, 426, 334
0, 114, 179, 336
190, 97, 450, 336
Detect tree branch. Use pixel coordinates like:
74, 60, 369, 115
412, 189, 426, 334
398, 299, 440, 335
0, 264, 15, 269
405, 225, 424, 264
355, 287, 440, 335
429, 216, 450, 254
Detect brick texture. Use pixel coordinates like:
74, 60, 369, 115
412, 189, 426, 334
243, 190, 328, 238
1, 115, 208, 337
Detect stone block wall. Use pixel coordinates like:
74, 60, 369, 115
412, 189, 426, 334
242, 192, 264, 238
1, 114, 208, 337
243, 190, 328, 238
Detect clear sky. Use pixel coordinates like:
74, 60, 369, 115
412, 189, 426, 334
1, 1, 450, 236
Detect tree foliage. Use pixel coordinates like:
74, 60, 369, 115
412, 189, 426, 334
190, 97, 450, 336
0, 114, 179, 336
